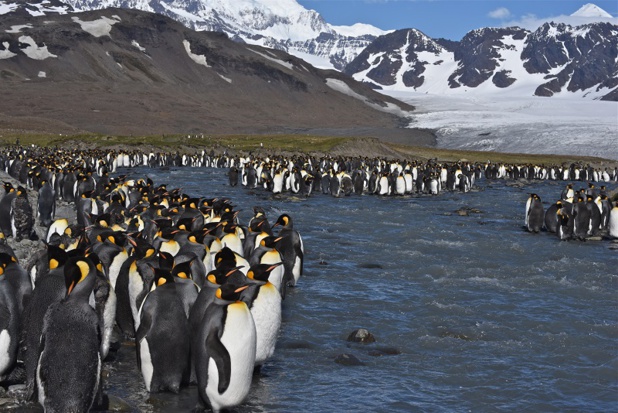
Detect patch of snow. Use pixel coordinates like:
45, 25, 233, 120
249, 49, 294, 70
38, 71, 46, 78
6, 24, 33, 33
326, 78, 411, 117
131, 40, 146, 52
0, 42, 16, 59
0, 3, 18, 15
183, 40, 210, 67
286, 49, 331, 70
72, 16, 120, 38
386, 90, 618, 160
331, 23, 389, 38
218, 73, 232, 83
18, 36, 57, 60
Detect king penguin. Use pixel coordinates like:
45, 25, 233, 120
609, 201, 618, 239
136, 269, 190, 393
273, 213, 304, 288
36, 256, 101, 413
525, 194, 544, 233
246, 262, 283, 370
195, 280, 256, 413
37, 179, 55, 227
0, 262, 19, 381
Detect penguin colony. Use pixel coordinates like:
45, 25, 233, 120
0, 145, 304, 412
227, 155, 618, 197
524, 182, 618, 240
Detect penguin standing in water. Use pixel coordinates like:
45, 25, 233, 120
557, 205, 574, 241
572, 196, 591, 240
246, 262, 283, 370
228, 166, 239, 187
37, 179, 55, 227
195, 280, 256, 413
136, 270, 190, 393
609, 201, 618, 239
525, 194, 544, 233
273, 214, 304, 288
544, 200, 563, 233
36, 257, 101, 413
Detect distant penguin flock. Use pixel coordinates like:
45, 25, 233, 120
0, 145, 304, 412
525, 183, 618, 240
225, 154, 618, 197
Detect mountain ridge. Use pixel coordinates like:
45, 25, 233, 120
0, 5, 430, 142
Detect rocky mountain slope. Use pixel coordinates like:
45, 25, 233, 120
344, 22, 617, 100
0, 4, 421, 139
54, 0, 389, 70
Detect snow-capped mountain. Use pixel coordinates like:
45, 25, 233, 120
572, 3, 613, 18
49, 0, 388, 70
344, 20, 618, 101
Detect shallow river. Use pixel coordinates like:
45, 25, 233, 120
23, 166, 618, 412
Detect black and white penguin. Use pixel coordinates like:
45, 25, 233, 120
246, 262, 283, 369
273, 214, 304, 288
37, 179, 55, 227
572, 196, 591, 240
609, 201, 618, 239
36, 256, 101, 413
557, 205, 574, 241
544, 200, 563, 233
23, 246, 72, 400
136, 270, 190, 393
195, 280, 256, 413
0, 183, 16, 238
0, 253, 31, 316
0, 262, 19, 381
525, 194, 544, 233
45, 218, 69, 244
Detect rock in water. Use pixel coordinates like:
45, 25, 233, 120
347, 328, 376, 343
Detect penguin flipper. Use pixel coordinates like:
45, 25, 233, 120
135, 303, 153, 371
206, 331, 231, 395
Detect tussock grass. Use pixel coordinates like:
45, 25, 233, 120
0, 131, 615, 168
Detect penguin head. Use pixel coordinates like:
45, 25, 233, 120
158, 251, 174, 272
151, 269, 174, 291
206, 265, 244, 286
172, 260, 193, 281
214, 247, 237, 268
260, 236, 282, 250
247, 262, 283, 282
47, 244, 69, 270
0, 252, 17, 270
215, 282, 249, 302
16, 186, 27, 197
273, 214, 291, 230
64, 256, 96, 299
2, 182, 14, 193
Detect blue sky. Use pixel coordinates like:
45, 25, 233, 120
296, 1, 618, 40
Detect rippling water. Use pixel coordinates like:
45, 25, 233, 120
67, 167, 618, 412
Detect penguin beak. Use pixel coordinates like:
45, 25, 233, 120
225, 266, 244, 277
267, 262, 283, 271
234, 285, 249, 293
67, 281, 76, 296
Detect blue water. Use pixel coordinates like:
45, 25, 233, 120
99, 167, 618, 413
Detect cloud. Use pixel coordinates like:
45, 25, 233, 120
488, 7, 511, 20
504, 13, 618, 31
